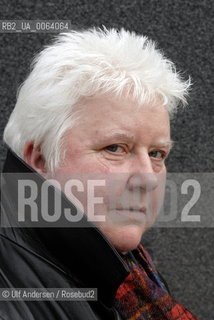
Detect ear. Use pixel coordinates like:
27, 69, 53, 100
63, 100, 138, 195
23, 141, 47, 175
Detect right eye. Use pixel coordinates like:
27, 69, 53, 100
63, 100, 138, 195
104, 144, 126, 153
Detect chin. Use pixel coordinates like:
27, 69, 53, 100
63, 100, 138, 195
101, 224, 146, 254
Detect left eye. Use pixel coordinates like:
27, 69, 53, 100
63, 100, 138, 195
105, 144, 125, 153
149, 150, 166, 159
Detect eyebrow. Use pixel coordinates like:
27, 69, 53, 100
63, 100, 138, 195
150, 140, 174, 150
96, 132, 174, 149
97, 132, 135, 144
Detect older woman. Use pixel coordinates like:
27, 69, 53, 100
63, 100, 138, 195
1, 28, 199, 319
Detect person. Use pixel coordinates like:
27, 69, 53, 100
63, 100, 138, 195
0, 27, 200, 319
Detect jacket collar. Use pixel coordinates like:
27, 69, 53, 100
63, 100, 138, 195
2, 148, 129, 307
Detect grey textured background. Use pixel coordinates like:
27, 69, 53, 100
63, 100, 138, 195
0, 1, 213, 319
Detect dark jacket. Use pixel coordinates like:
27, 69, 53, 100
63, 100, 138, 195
0, 149, 130, 320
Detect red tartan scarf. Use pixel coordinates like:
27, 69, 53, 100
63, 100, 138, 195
114, 244, 200, 320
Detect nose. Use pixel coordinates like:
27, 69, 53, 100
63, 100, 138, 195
127, 154, 159, 192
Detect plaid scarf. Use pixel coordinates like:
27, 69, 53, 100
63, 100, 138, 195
114, 244, 200, 320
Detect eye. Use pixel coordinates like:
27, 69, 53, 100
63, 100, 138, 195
104, 144, 126, 154
149, 150, 166, 160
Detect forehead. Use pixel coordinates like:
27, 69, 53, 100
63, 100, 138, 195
76, 95, 170, 135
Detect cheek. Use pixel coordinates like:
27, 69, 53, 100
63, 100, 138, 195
52, 163, 114, 218
62, 153, 112, 174
60, 163, 129, 213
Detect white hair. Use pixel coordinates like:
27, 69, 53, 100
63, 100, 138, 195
4, 27, 191, 171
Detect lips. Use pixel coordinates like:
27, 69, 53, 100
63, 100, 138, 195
110, 207, 147, 223
116, 207, 146, 213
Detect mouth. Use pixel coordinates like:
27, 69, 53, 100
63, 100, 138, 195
116, 207, 146, 213
112, 207, 147, 223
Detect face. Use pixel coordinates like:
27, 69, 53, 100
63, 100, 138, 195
51, 95, 171, 253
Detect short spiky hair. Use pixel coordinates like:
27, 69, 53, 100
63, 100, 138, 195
4, 27, 190, 171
